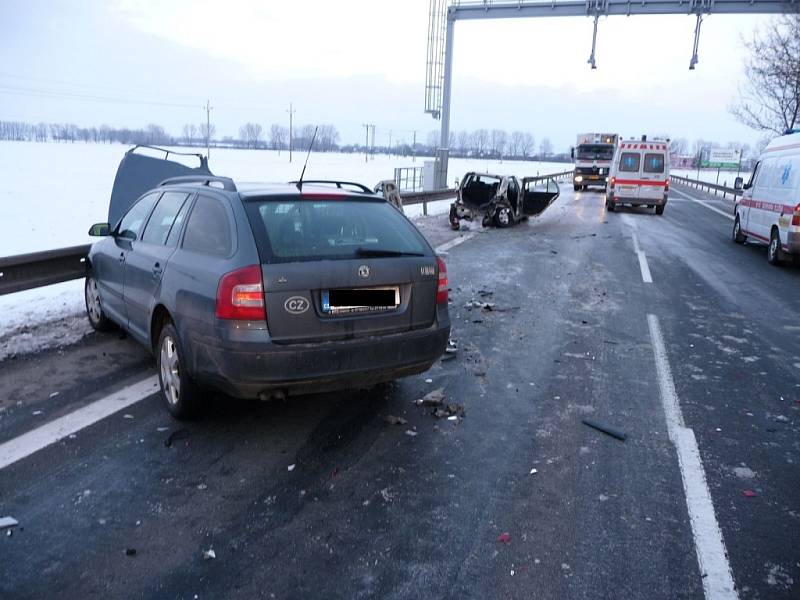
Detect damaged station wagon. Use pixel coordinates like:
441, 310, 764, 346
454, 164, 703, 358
449, 172, 560, 230
85, 146, 450, 419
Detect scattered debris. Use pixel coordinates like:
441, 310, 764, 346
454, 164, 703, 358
0, 516, 19, 530
32, 410, 43, 416
287, 464, 296, 472
529, 468, 538, 475
425, 378, 433, 384
446, 415, 458, 421
123, 414, 134, 419
433, 403, 465, 419
582, 418, 627, 441
156, 426, 170, 432
379, 488, 394, 503
197, 483, 208, 490
383, 415, 408, 426
203, 548, 216, 560
415, 388, 445, 407
404, 429, 418, 437
733, 467, 755, 480
125, 548, 137, 556
774, 415, 789, 423
742, 489, 757, 498
49, 392, 60, 398
550, 250, 558, 255
164, 429, 190, 448
497, 532, 511, 544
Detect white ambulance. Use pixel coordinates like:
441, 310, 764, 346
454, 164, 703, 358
605, 138, 670, 215
733, 130, 800, 265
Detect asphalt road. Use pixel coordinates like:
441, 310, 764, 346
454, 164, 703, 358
0, 185, 798, 600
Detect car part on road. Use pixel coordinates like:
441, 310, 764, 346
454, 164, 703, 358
163, 428, 190, 447
582, 418, 627, 441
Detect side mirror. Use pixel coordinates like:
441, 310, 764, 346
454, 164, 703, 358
733, 177, 743, 191
454, 177, 460, 189
88, 222, 110, 237
570, 147, 575, 159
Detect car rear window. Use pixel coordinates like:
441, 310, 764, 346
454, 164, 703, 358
619, 152, 641, 173
643, 153, 665, 174
244, 197, 430, 263
182, 195, 232, 256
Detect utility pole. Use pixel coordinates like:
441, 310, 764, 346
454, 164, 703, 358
369, 124, 376, 161
287, 102, 296, 162
204, 99, 213, 160
362, 123, 371, 163
412, 130, 417, 163
388, 130, 392, 158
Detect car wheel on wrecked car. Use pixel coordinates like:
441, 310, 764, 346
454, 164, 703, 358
157, 323, 206, 420
494, 207, 512, 228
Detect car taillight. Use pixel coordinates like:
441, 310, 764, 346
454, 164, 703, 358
665, 180, 670, 192
792, 203, 800, 226
609, 176, 616, 188
216, 265, 266, 321
436, 256, 448, 304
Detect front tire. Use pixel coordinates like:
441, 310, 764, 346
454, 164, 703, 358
732, 216, 746, 244
767, 227, 783, 266
85, 272, 114, 331
494, 207, 512, 228
157, 323, 206, 420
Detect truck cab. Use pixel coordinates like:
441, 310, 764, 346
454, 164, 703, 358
572, 133, 618, 192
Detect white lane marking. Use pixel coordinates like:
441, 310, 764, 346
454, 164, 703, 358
0, 376, 159, 470
672, 189, 735, 221
435, 232, 477, 254
637, 251, 653, 283
647, 314, 738, 600
631, 231, 641, 254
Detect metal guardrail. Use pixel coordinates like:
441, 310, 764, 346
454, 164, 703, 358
0, 169, 575, 296
0, 244, 91, 296
670, 174, 742, 200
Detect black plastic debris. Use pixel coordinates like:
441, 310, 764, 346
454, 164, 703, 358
164, 429, 190, 448
582, 418, 627, 441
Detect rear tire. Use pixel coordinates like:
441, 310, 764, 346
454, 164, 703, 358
607, 199, 616, 213
655, 205, 665, 216
157, 323, 206, 420
574, 185, 580, 192
767, 227, 783, 266
84, 272, 114, 332
732, 216, 747, 244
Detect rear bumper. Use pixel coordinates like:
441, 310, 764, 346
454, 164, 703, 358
190, 319, 450, 399
610, 194, 668, 206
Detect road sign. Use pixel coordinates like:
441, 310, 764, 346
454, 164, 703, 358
702, 148, 742, 169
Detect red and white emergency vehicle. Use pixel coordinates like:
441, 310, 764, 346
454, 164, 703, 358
733, 130, 800, 265
606, 137, 670, 215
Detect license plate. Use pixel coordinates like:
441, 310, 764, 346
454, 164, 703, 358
321, 287, 400, 315
619, 185, 637, 194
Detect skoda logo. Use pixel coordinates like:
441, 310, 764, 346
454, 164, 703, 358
284, 296, 309, 315
358, 265, 370, 278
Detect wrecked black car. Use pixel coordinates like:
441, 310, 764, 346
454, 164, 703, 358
449, 172, 560, 230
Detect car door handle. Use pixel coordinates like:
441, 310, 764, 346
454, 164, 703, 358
152, 263, 163, 278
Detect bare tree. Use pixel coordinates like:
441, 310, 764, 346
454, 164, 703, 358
509, 131, 524, 157
731, 15, 800, 135
539, 137, 553, 158
490, 129, 507, 157
199, 122, 216, 146
239, 122, 263, 149
472, 129, 489, 155
456, 130, 470, 155
669, 137, 689, 156
520, 133, 535, 158
182, 124, 198, 145
270, 124, 288, 154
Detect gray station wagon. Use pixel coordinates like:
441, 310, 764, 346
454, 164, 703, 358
86, 147, 450, 419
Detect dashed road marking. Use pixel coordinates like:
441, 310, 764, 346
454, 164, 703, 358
637, 251, 653, 283
672, 189, 735, 221
436, 232, 477, 254
0, 376, 159, 470
647, 314, 738, 600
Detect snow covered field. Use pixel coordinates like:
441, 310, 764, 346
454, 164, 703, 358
672, 168, 747, 187
0, 141, 567, 359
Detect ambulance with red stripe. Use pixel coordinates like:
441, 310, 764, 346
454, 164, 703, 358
733, 130, 800, 265
605, 137, 670, 215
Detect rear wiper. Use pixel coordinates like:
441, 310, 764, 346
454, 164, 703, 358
355, 247, 425, 257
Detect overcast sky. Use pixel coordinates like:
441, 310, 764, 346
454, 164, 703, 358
1, 0, 775, 151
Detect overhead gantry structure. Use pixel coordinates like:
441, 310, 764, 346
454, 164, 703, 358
425, 0, 795, 189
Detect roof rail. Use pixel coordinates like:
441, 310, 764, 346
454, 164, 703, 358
286, 180, 374, 194
159, 175, 237, 191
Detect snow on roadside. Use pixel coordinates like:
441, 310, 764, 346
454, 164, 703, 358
0, 280, 90, 362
